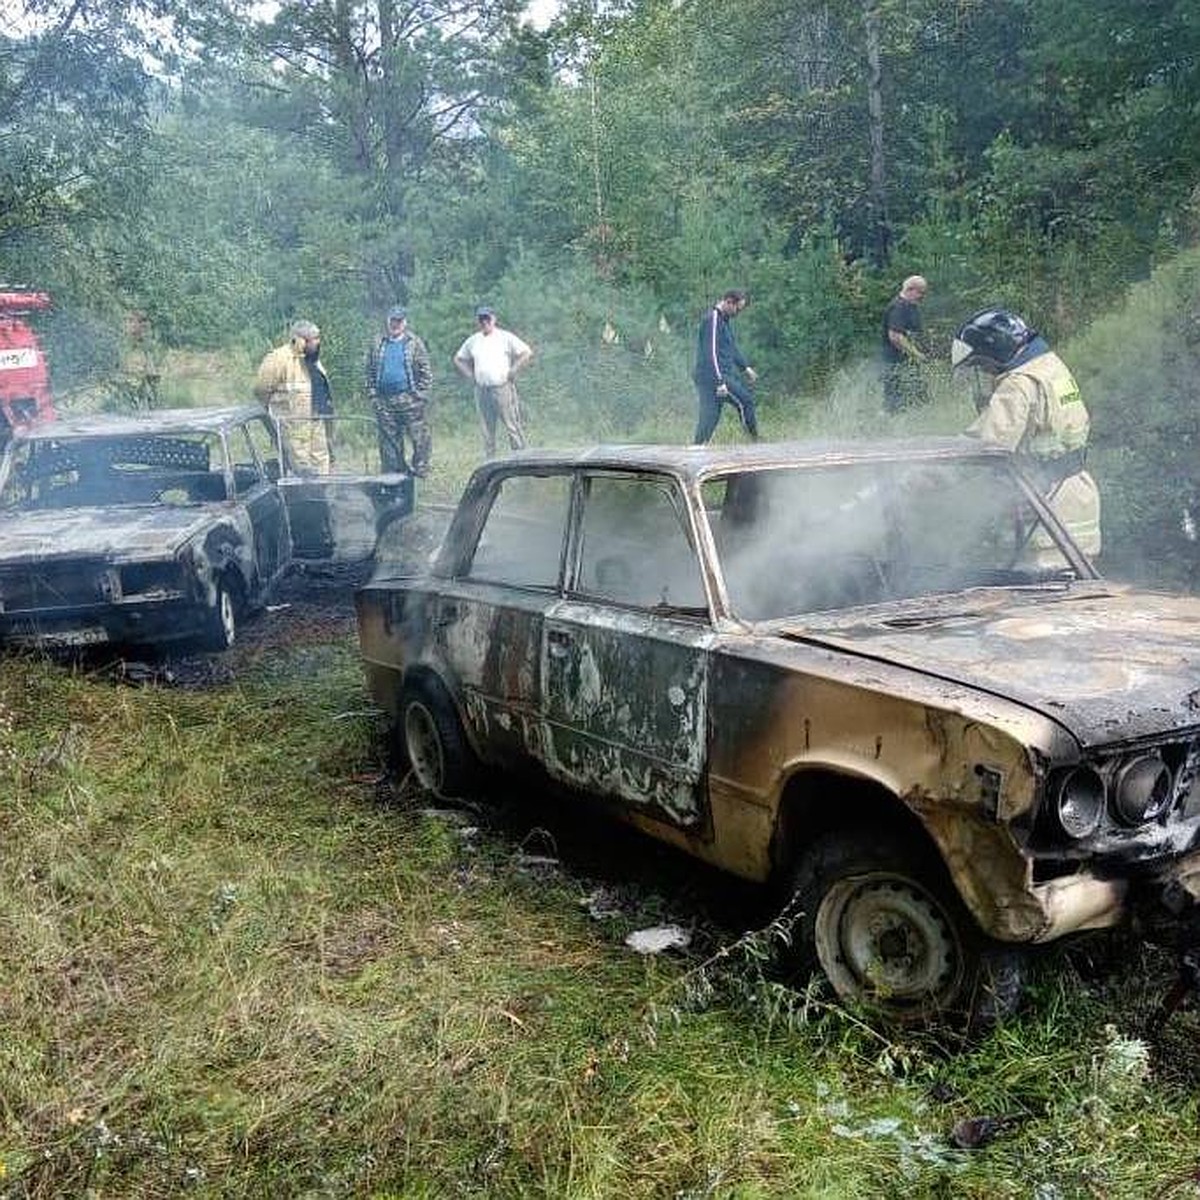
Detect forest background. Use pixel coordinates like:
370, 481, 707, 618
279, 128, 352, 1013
3, 0, 1200, 581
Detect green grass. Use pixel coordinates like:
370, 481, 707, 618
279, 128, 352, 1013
2, 634, 1199, 1197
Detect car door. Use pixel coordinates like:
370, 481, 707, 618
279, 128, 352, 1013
271, 414, 413, 563
228, 423, 289, 591
540, 471, 715, 830
431, 470, 572, 767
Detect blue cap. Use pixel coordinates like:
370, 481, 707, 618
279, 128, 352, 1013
475, 305, 495, 319
387, 305, 407, 322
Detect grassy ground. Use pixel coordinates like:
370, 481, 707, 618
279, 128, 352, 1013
2, 643, 1199, 1198
5, 359, 1199, 1196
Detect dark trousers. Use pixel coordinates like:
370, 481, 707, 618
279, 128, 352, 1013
882, 362, 929, 413
693, 380, 758, 444
374, 391, 431, 476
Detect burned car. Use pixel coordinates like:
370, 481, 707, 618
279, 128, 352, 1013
0, 406, 411, 651
355, 439, 1200, 1021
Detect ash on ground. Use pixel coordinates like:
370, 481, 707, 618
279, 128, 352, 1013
110, 561, 367, 689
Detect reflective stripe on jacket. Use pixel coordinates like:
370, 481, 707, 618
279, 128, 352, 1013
968, 349, 1089, 460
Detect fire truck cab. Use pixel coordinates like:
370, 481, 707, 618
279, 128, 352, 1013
0, 290, 55, 444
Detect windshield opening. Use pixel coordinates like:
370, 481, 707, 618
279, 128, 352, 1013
0, 432, 228, 511
706, 459, 1079, 621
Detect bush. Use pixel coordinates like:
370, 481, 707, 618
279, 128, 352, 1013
1069, 247, 1200, 586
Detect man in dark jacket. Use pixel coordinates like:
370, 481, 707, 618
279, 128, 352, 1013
692, 289, 758, 444
365, 305, 433, 476
881, 274, 929, 412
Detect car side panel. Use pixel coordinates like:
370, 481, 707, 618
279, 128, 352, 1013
356, 578, 548, 771
430, 579, 549, 768
540, 600, 713, 828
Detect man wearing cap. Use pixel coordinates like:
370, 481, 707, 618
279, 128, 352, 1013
365, 305, 433, 476
453, 306, 533, 456
253, 319, 333, 473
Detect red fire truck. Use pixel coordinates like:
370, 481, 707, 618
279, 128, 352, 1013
0, 289, 55, 444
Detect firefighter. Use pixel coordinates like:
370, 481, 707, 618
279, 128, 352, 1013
952, 308, 1100, 559
254, 319, 334, 474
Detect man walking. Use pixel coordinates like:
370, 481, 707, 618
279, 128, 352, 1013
692, 289, 758, 444
454, 306, 533, 457
881, 274, 929, 412
365, 305, 433, 476
254, 319, 333, 473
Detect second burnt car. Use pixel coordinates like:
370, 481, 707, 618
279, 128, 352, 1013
356, 439, 1200, 1023
0, 406, 411, 651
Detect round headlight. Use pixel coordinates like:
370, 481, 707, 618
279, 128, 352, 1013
1112, 755, 1172, 825
1055, 766, 1105, 839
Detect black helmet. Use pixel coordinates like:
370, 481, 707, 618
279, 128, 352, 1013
951, 308, 1035, 371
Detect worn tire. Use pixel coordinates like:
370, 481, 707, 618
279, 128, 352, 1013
784, 828, 1024, 1028
400, 677, 477, 798
199, 576, 239, 652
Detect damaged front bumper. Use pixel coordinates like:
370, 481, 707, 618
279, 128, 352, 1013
1018, 847, 1200, 948
0, 593, 204, 649
1131, 850, 1200, 1027
1134, 848, 1200, 949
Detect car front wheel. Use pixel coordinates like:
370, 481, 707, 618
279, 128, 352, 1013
786, 829, 1024, 1027
200, 577, 239, 651
400, 678, 476, 798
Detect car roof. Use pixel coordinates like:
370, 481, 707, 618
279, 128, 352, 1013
14, 406, 263, 441
475, 436, 1011, 484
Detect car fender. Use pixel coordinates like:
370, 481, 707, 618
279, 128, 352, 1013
191, 516, 256, 605
766, 747, 1049, 944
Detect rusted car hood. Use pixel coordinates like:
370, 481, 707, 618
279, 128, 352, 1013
0, 506, 212, 561
780, 585, 1200, 748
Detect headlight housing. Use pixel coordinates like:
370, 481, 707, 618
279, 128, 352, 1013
1055, 766, 1105, 839
1048, 747, 1192, 841
1112, 754, 1172, 825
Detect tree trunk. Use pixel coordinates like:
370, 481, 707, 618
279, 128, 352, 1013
863, 0, 888, 266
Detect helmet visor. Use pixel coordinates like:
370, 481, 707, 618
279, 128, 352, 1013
950, 336, 974, 368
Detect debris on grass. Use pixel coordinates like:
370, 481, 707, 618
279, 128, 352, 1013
580, 885, 626, 921
625, 924, 692, 954
950, 1114, 1018, 1149
514, 852, 560, 875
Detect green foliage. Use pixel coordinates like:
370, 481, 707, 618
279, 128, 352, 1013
749, 221, 871, 390
457, 248, 694, 442
1068, 245, 1200, 587
7, 0, 1200, 586
0, 7, 156, 245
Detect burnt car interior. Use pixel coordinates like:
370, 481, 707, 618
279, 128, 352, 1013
1, 433, 229, 510
463, 471, 709, 616
465, 473, 570, 589
710, 458, 1079, 620
573, 475, 707, 613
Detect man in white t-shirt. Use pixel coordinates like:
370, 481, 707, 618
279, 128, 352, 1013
453, 305, 534, 456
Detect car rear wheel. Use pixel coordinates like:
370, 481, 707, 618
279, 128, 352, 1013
785, 829, 1024, 1027
400, 678, 476, 798
200, 577, 239, 651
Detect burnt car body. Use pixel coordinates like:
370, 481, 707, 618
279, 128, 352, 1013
355, 438, 1200, 1020
0, 406, 411, 651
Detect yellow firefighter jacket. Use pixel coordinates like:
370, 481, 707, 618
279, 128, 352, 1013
253, 339, 332, 474
968, 349, 1100, 558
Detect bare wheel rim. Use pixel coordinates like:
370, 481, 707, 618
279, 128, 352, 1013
814, 871, 963, 1010
404, 699, 444, 792
217, 586, 236, 647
